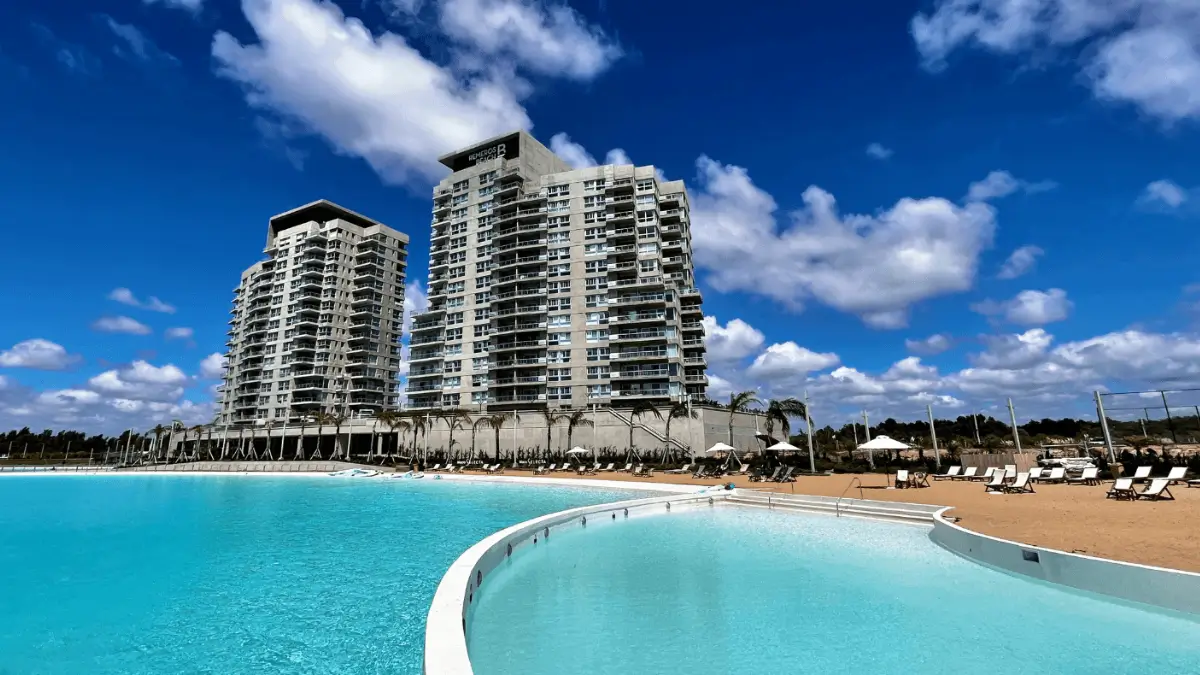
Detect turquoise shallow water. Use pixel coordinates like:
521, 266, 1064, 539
469, 507, 1200, 675
0, 476, 651, 675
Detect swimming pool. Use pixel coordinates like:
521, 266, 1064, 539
467, 507, 1200, 675
0, 475, 654, 675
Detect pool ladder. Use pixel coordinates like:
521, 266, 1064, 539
835, 477, 864, 518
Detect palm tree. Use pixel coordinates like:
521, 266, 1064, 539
727, 390, 762, 447
375, 411, 402, 463
204, 424, 215, 460
764, 398, 808, 442
564, 409, 594, 453
168, 419, 185, 462
540, 408, 569, 455
439, 409, 472, 464
263, 420, 276, 461
247, 423, 259, 460
296, 416, 310, 460
408, 414, 428, 462
327, 412, 348, 461
471, 416, 491, 463
628, 402, 662, 459
313, 412, 336, 460
189, 425, 204, 461
664, 402, 697, 461
390, 420, 411, 464
487, 412, 518, 462
151, 424, 166, 462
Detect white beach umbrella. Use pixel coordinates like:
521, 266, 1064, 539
703, 442, 736, 455
766, 441, 800, 452
565, 447, 590, 455
855, 435, 910, 451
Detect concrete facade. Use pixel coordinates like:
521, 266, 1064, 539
218, 200, 410, 426
407, 131, 707, 412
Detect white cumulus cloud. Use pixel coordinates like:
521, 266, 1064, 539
1140, 179, 1189, 209
997, 245, 1044, 279
866, 142, 893, 159
966, 170, 1057, 202
912, 0, 1200, 124
0, 339, 81, 370
92, 316, 153, 335
701, 315, 765, 365
108, 287, 176, 313
972, 288, 1073, 326
690, 156, 997, 328
88, 361, 190, 403
198, 353, 227, 379
905, 334, 952, 356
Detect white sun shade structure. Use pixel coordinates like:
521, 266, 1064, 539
856, 435, 912, 488
565, 447, 590, 455
766, 441, 800, 452
703, 442, 742, 471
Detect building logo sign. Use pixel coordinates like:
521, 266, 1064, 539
468, 143, 506, 165
450, 133, 521, 171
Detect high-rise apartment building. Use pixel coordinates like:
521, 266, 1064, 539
218, 200, 409, 426
407, 131, 707, 411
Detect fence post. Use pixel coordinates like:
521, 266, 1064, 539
1094, 391, 1116, 462
926, 404, 941, 469
1006, 398, 1022, 455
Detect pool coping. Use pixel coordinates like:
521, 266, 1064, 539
423, 488, 731, 675
930, 507, 1200, 615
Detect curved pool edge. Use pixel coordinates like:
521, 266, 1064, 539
423, 487, 730, 675
930, 507, 1200, 615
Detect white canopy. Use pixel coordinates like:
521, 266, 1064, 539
856, 435, 911, 451
766, 441, 800, 452
703, 442, 736, 455
565, 447, 590, 455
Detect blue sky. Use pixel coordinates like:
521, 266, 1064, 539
2, 0, 1199, 433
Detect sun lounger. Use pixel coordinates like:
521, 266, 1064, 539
599, 462, 615, 472
1130, 466, 1152, 483
751, 467, 781, 483
1066, 467, 1098, 485
1165, 467, 1188, 485
1004, 464, 1016, 477
664, 463, 692, 474
428, 463, 442, 472
1106, 477, 1136, 500
737, 464, 754, 475
631, 464, 646, 477
1028, 467, 1044, 482
951, 466, 978, 481
1137, 478, 1175, 501
1004, 472, 1035, 494
775, 466, 795, 483
692, 466, 710, 479
620, 463, 633, 473
933, 466, 961, 480
1041, 467, 1066, 484
983, 471, 1008, 493
1187, 479, 1200, 489
535, 464, 554, 475
911, 472, 931, 488
970, 467, 997, 482
639, 467, 655, 479
895, 469, 911, 489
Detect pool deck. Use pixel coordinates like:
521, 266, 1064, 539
441, 469, 1200, 573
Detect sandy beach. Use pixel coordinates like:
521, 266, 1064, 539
446, 467, 1200, 573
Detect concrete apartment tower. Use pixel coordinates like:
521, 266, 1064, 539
218, 200, 410, 426
407, 131, 707, 411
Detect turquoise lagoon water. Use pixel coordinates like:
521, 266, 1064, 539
469, 508, 1200, 675
0, 475, 652, 674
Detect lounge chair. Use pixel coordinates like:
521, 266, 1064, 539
1165, 467, 1188, 485
737, 464, 754, 475
620, 463, 634, 473
1137, 479, 1175, 501
752, 467, 781, 483
951, 466, 978, 481
631, 464, 646, 477
775, 466, 795, 483
969, 467, 997, 482
1028, 467, 1044, 482
1106, 478, 1136, 500
535, 464, 555, 475
895, 469, 911, 489
692, 465, 710, 479
1187, 478, 1200, 489
600, 463, 615, 472
983, 471, 1008, 493
1004, 464, 1017, 477
933, 466, 961, 480
1066, 467, 1098, 486
1041, 467, 1066, 484
428, 463, 442, 472
1004, 472, 1035, 494
639, 467, 655, 479
911, 472, 931, 488
494, 464, 507, 475
664, 463, 692, 474
1130, 466, 1152, 483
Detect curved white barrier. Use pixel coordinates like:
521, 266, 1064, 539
424, 489, 730, 674
930, 508, 1200, 615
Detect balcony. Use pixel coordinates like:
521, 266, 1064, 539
685, 374, 708, 383
610, 349, 669, 361
491, 374, 547, 386
492, 339, 547, 352
611, 311, 666, 324
494, 239, 547, 253
411, 319, 445, 332
409, 351, 444, 362
491, 394, 548, 404
610, 292, 667, 306
683, 356, 707, 365
611, 387, 671, 399
682, 338, 703, 347
492, 357, 547, 368
494, 254, 547, 270
612, 368, 669, 380
409, 367, 443, 378
492, 304, 546, 317
491, 320, 547, 335
659, 193, 682, 207
492, 287, 547, 300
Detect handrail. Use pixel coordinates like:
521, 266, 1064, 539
605, 408, 688, 454
835, 477, 864, 518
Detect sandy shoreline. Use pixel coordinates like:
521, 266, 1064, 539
9, 465, 1197, 573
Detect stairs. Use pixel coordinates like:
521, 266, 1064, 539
606, 408, 689, 453
725, 490, 942, 525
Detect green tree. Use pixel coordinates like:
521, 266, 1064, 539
540, 408, 569, 455
628, 401, 662, 457
664, 402, 696, 461
727, 391, 762, 447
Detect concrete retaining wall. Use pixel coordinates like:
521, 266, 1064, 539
930, 509, 1200, 614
